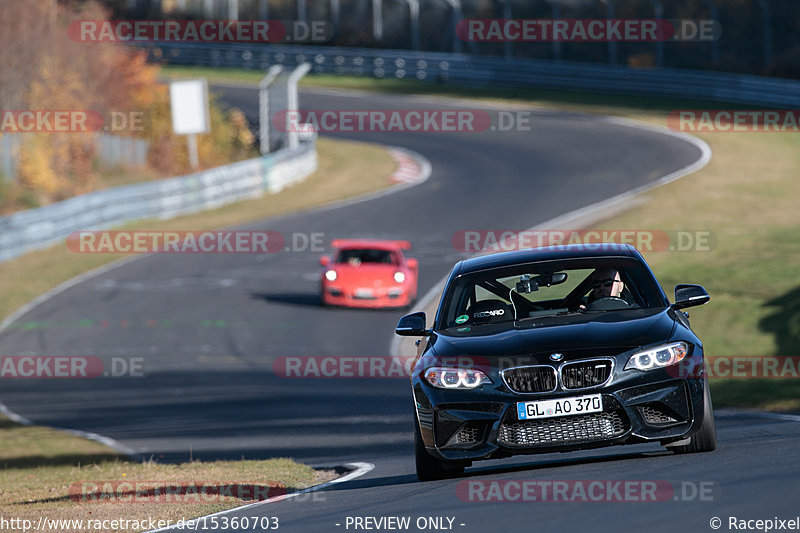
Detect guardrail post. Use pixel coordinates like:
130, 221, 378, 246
259, 65, 283, 155
599, 0, 617, 64
443, 0, 463, 53
331, 0, 341, 31
373, 0, 383, 41
702, 0, 720, 67
287, 63, 312, 150
646, 0, 664, 67
545, 0, 562, 60
401, 0, 420, 50
500, 0, 513, 60
753, 0, 773, 70
298, 0, 307, 23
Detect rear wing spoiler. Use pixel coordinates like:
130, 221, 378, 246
331, 239, 412, 250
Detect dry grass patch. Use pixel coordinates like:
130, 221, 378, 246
0, 415, 336, 533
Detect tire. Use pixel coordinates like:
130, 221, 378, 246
414, 418, 466, 481
669, 379, 717, 454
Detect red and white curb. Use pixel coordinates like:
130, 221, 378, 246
389, 147, 428, 184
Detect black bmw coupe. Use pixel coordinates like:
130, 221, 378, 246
396, 243, 716, 481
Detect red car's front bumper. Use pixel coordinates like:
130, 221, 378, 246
321, 284, 414, 308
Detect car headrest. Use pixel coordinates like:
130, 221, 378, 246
466, 299, 511, 324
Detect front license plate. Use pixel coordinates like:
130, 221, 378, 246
517, 394, 603, 420
354, 288, 375, 298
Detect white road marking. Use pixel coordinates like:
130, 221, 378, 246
0, 401, 139, 457
143, 462, 376, 533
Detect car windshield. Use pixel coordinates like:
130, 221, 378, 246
439, 257, 665, 330
336, 248, 396, 265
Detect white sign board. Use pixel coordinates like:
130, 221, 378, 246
170, 79, 210, 135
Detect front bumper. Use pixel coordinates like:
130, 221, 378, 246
413, 364, 706, 462
322, 283, 412, 308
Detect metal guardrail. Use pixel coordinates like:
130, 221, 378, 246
0, 141, 317, 263
141, 42, 800, 108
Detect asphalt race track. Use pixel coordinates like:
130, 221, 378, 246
2, 87, 798, 532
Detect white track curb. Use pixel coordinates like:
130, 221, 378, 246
144, 462, 376, 533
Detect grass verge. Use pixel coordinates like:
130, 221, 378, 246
161, 64, 800, 410
0, 415, 335, 533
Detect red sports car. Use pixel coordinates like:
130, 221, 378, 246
320, 239, 419, 308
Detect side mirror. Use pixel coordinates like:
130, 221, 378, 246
395, 311, 429, 336
320, 255, 330, 267
672, 284, 710, 310
406, 258, 418, 270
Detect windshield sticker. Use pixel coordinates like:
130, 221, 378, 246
474, 309, 504, 318
455, 314, 469, 324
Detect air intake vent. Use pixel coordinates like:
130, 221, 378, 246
640, 404, 680, 426
443, 422, 485, 449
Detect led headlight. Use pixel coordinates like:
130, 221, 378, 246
324, 270, 337, 281
393, 272, 405, 283
624, 341, 688, 371
423, 367, 492, 389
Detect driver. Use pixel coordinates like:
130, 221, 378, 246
589, 267, 624, 301
579, 268, 625, 310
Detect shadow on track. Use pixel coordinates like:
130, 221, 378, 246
0, 370, 414, 465
320, 447, 670, 493
251, 292, 322, 308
